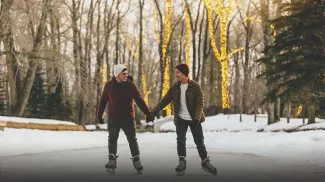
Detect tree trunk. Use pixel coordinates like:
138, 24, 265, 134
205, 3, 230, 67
197, 7, 205, 83
13, 0, 51, 116
240, 2, 252, 114
307, 102, 316, 124
201, 12, 210, 89
154, 0, 165, 111
234, 52, 240, 114
136, 0, 145, 125
275, 97, 281, 121
94, 0, 103, 123
72, 0, 81, 124
267, 103, 275, 125
47, 8, 59, 94
115, 0, 120, 65
286, 102, 291, 123
1, 0, 21, 116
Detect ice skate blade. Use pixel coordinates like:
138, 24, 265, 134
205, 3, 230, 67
202, 168, 217, 176
106, 168, 115, 174
176, 171, 185, 176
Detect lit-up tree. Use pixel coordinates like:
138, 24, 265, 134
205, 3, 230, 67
203, 0, 243, 112
185, 7, 191, 66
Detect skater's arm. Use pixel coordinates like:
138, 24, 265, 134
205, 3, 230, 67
194, 85, 204, 121
97, 83, 110, 122
132, 82, 150, 116
151, 87, 173, 116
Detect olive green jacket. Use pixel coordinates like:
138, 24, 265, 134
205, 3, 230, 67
151, 79, 205, 123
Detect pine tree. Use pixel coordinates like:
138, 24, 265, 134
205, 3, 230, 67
0, 72, 8, 116
26, 67, 47, 118
45, 80, 73, 121
258, 0, 325, 106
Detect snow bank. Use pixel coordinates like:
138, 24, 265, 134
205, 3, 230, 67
0, 128, 110, 156
160, 114, 267, 132
160, 114, 325, 132
84, 124, 107, 131
297, 121, 325, 131
84, 125, 97, 131
0, 116, 76, 125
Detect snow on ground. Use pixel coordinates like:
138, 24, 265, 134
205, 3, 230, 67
84, 124, 107, 131
160, 114, 268, 132
0, 128, 107, 156
1, 127, 325, 167
298, 121, 325, 131
84, 125, 97, 130
0, 116, 76, 125
160, 114, 325, 132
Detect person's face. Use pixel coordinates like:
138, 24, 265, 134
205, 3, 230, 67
117, 70, 128, 82
175, 69, 186, 81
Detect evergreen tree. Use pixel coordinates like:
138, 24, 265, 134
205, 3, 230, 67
26, 67, 47, 118
45, 80, 73, 121
258, 0, 325, 107
0, 73, 7, 116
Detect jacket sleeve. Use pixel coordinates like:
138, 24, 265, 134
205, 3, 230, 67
97, 83, 109, 120
151, 87, 173, 116
132, 82, 150, 116
194, 85, 204, 121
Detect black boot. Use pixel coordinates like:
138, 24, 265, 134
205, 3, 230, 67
105, 154, 118, 173
175, 156, 186, 175
131, 155, 143, 174
201, 157, 217, 175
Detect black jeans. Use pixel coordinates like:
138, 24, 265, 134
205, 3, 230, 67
108, 118, 139, 157
176, 118, 208, 160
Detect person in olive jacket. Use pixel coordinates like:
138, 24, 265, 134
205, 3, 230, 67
97, 64, 154, 173
150, 64, 217, 175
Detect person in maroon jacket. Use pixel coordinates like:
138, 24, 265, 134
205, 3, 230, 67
97, 64, 154, 174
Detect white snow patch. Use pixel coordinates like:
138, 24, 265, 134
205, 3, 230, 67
0, 116, 76, 125
84, 125, 97, 130
160, 114, 325, 132
298, 121, 325, 131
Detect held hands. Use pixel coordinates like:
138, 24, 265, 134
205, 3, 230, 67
98, 117, 104, 124
146, 113, 155, 123
194, 119, 201, 126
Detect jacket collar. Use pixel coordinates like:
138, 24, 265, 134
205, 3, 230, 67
176, 78, 194, 88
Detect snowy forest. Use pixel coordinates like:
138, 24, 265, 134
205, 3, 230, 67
0, 0, 324, 126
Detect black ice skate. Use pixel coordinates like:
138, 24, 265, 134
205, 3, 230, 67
131, 155, 143, 175
175, 156, 186, 176
201, 157, 217, 175
105, 154, 118, 174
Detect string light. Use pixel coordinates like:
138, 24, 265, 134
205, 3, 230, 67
161, 0, 172, 116
203, 0, 243, 110
297, 105, 303, 117
101, 62, 107, 90
185, 8, 191, 65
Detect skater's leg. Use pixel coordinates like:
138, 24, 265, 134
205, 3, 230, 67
176, 118, 189, 157
108, 119, 121, 157
121, 120, 140, 157
189, 121, 208, 160
122, 120, 143, 173
189, 122, 217, 175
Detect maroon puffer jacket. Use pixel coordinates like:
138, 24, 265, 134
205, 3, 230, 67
97, 76, 150, 121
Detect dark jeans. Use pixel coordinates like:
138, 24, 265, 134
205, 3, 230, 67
108, 118, 139, 157
176, 118, 208, 160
